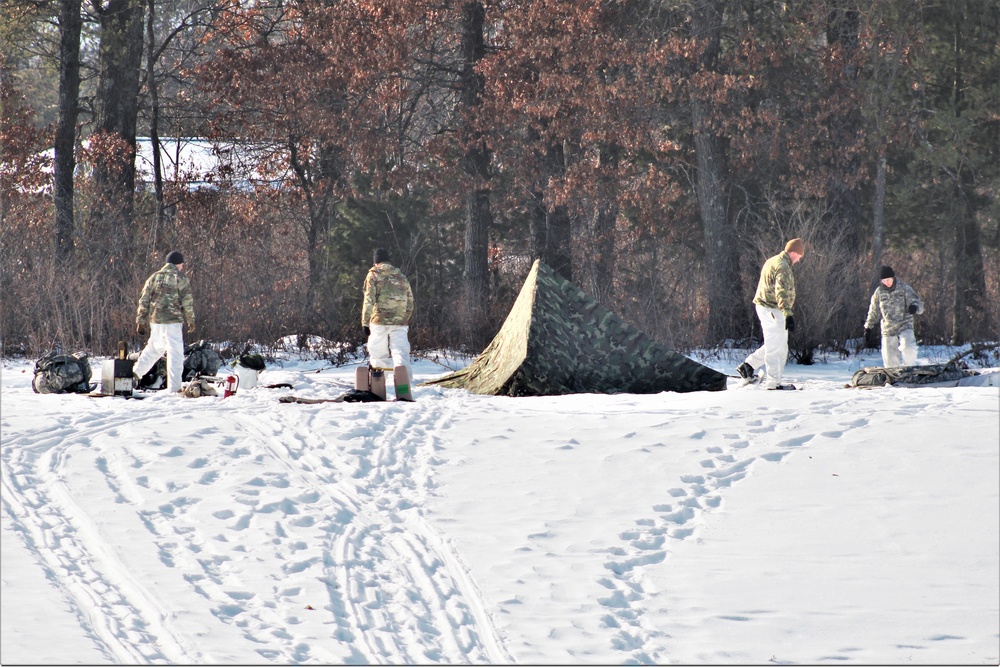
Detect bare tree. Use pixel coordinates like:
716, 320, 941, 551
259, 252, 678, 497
86, 0, 145, 286
689, 0, 748, 343
54, 0, 83, 265
458, 1, 493, 344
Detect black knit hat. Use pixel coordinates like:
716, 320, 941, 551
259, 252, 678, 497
373, 248, 390, 265
165, 250, 184, 265
879, 265, 895, 280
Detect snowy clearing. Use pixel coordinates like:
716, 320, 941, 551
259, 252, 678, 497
2, 348, 998, 665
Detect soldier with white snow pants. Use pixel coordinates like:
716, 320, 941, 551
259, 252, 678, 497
738, 238, 805, 390
362, 248, 414, 379
864, 266, 923, 367
134, 251, 196, 392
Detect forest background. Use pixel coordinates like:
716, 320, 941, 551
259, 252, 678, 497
1, 0, 997, 363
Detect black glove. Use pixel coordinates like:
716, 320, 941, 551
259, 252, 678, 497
785, 315, 795, 332
362, 325, 371, 338
907, 303, 918, 315
136, 322, 148, 336
864, 327, 877, 348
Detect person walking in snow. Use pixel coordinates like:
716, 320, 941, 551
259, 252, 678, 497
362, 248, 414, 378
134, 250, 196, 393
864, 265, 923, 368
737, 238, 805, 390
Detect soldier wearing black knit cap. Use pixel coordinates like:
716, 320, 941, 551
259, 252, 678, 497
864, 266, 923, 367
134, 251, 196, 392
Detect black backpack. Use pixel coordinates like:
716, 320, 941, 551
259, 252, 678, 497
183, 341, 222, 380
32, 351, 93, 394
235, 353, 266, 372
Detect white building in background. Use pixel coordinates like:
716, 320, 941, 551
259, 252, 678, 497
133, 137, 291, 190
24, 138, 291, 194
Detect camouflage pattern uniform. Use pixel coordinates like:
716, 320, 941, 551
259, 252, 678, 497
134, 262, 195, 392
362, 262, 414, 376
864, 280, 922, 337
865, 279, 923, 367
32, 352, 92, 394
752, 251, 796, 316
136, 263, 195, 327
362, 263, 413, 326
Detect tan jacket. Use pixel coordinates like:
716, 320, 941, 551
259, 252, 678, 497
752, 251, 796, 316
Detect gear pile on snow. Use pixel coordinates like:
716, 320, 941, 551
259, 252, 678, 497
182, 341, 222, 380
425, 260, 727, 396
32, 351, 92, 394
182, 377, 218, 398
849, 361, 976, 388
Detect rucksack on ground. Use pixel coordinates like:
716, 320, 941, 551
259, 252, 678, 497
183, 341, 222, 381
235, 353, 266, 371
232, 352, 266, 389
850, 367, 891, 388
32, 351, 92, 394
850, 362, 973, 388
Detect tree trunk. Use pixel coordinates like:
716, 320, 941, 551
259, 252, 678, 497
947, 0, 988, 344
542, 141, 572, 282
458, 2, 492, 346
825, 0, 864, 255
871, 153, 887, 283
464, 188, 491, 311
824, 0, 866, 344
545, 206, 573, 283
529, 189, 546, 262
587, 146, 619, 305
145, 0, 166, 240
951, 174, 988, 345
588, 204, 618, 304
54, 0, 83, 266
289, 139, 340, 332
690, 0, 747, 343
88, 0, 145, 283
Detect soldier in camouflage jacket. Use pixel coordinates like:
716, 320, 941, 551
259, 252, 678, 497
134, 251, 195, 392
738, 238, 805, 390
362, 248, 414, 377
864, 265, 923, 367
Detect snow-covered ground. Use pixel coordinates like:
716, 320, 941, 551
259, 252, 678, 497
2, 346, 998, 665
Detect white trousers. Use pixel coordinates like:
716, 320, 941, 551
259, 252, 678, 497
881, 329, 918, 367
367, 324, 412, 377
745, 305, 789, 389
134, 322, 185, 392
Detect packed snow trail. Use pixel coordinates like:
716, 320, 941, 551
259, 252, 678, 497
1, 379, 512, 664
2, 409, 206, 664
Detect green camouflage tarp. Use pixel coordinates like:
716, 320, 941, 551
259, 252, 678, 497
424, 260, 727, 396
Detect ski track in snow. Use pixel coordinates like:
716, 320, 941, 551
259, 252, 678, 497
2, 410, 198, 664
1, 388, 512, 664
233, 401, 512, 664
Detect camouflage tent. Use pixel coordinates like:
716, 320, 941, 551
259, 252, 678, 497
425, 260, 727, 396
